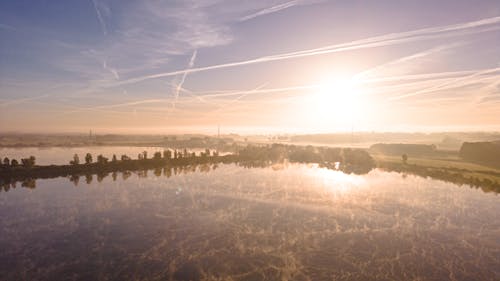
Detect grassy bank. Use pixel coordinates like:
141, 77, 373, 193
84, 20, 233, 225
373, 153, 500, 193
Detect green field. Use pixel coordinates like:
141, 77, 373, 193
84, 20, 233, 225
372, 152, 500, 193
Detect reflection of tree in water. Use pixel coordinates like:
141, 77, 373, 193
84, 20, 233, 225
69, 175, 79, 186
163, 167, 172, 178
21, 179, 36, 189
122, 171, 132, 181
85, 174, 92, 184
154, 168, 162, 177
97, 172, 107, 182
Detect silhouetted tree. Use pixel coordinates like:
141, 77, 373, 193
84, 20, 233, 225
121, 154, 131, 161
142, 151, 148, 159
96, 154, 108, 164
112, 154, 117, 162
70, 154, 80, 165
11, 159, 19, 167
153, 151, 162, 159
85, 153, 93, 164
138, 153, 143, 160
3, 157, 10, 166
29, 156, 35, 166
183, 148, 189, 158
163, 150, 172, 159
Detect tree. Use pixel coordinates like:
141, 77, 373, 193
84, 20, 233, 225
3, 157, 9, 166
29, 156, 36, 166
138, 153, 143, 160
21, 158, 30, 167
85, 153, 93, 164
70, 154, 80, 165
163, 150, 172, 159
153, 151, 162, 159
11, 159, 19, 167
97, 154, 108, 164
21, 156, 36, 168
402, 154, 408, 164
21, 156, 35, 168
112, 154, 117, 162
121, 154, 130, 161
142, 151, 148, 159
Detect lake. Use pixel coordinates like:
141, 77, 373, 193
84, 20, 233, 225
0, 162, 499, 280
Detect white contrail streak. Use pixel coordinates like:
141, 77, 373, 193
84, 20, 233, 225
240, 1, 300, 21
61, 67, 500, 115
113, 16, 500, 87
388, 67, 500, 100
92, 0, 107, 36
169, 49, 198, 115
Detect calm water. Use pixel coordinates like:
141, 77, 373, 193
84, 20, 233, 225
0, 163, 499, 280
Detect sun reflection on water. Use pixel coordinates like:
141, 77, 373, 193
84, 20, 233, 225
304, 164, 367, 194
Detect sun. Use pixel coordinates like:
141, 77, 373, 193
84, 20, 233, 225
309, 75, 367, 123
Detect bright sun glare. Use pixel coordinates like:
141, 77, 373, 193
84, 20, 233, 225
313, 76, 366, 120
307, 77, 367, 126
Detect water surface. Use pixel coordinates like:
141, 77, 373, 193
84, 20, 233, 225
0, 164, 499, 280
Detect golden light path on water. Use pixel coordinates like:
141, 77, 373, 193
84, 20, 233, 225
305, 164, 368, 194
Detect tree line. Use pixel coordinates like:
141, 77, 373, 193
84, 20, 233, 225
1, 156, 36, 168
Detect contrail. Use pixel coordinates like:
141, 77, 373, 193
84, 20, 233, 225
240, 0, 300, 22
174, 50, 198, 101
168, 49, 198, 117
103, 60, 119, 80
112, 16, 500, 87
92, 0, 107, 36
61, 67, 500, 115
353, 43, 464, 80
388, 67, 500, 100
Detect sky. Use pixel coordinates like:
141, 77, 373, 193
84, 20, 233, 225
0, 0, 499, 134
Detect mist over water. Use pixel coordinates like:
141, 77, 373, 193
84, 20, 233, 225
1, 163, 499, 280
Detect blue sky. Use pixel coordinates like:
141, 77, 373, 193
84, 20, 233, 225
0, 0, 499, 133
